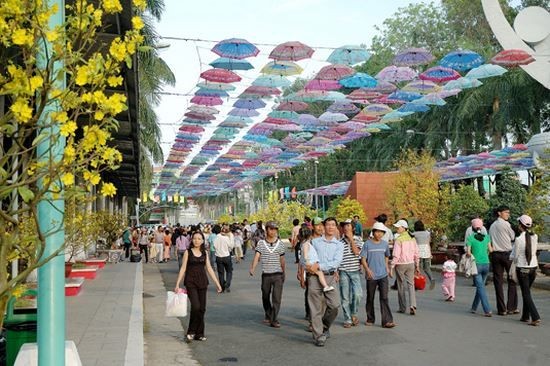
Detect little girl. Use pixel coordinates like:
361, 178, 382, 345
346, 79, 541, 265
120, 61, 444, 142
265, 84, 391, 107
300, 228, 334, 292
441, 252, 457, 302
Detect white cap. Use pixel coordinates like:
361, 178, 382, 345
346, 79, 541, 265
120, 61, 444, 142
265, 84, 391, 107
372, 222, 387, 232
393, 219, 409, 229
517, 214, 533, 228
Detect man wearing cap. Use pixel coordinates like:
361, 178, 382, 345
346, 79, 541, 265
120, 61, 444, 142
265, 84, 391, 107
249, 221, 286, 328
489, 205, 518, 315
338, 219, 363, 328
306, 217, 344, 347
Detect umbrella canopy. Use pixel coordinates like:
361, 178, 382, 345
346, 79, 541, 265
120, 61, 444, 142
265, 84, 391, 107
339, 73, 377, 88
347, 89, 381, 101
328, 100, 360, 114
420, 66, 461, 83
465, 64, 507, 79
196, 81, 236, 91
218, 120, 249, 128
387, 90, 423, 103
276, 101, 309, 112
184, 111, 216, 121
200, 68, 241, 83
269, 41, 314, 61
188, 105, 219, 114
490, 49, 535, 67
412, 93, 447, 106
319, 111, 348, 123
190, 95, 223, 106
439, 49, 484, 71
380, 110, 414, 123
327, 45, 371, 65
211, 38, 259, 59
195, 88, 229, 97
376, 65, 418, 83
351, 111, 381, 123
233, 98, 266, 109
305, 79, 341, 91
393, 47, 434, 66
363, 104, 393, 116
315, 64, 356, 80
209, 57, 253, 70
261, 61, 303, 76
436, 88, 462, 98
252, 75, 291, 87
443, 77, 482, 90
402, 80, 440, 94
269, 110, 300, 120
241, 85, 281, 97
370, 80, 398, 93
229, 108, 260, 117
398, 103, 430, 113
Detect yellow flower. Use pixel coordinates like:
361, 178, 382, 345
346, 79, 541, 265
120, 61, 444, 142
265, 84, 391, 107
107, 75, 123, 87
103, 0, 123, 14
61, 173, 75, 186
132, 0, 147, 11
46, 30, 59, 42
75, 65, 89, 86
12, 29, 34, 47
92, 91, 108, 105
83, 170, 101, 185
109, 38, 126, 62
59, 121, 77, 137
131, 16, 144, 31
52, 111, 68, 123
100, 182, 117, 197
94, 111, 105, 121
106, 93, 127, 115
10, 98, 33, 123
82, 125, 108, 151
64, 145, 76, 159
29, 75, 43, 92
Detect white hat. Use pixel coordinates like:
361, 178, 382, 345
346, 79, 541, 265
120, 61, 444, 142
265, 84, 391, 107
393, 219, 409, 229
372, 222, 387, 232
517, 214, 533, 228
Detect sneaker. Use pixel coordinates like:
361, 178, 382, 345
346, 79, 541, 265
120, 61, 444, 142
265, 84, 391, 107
323, 286, 335, 292
322, 330, 331, 339
195, 336, 207, 341
315, 335, 327, 347
185, 334, 194, 343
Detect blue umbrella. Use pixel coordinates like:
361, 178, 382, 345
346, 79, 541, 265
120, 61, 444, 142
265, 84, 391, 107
327, 45, 371, 65
268, 110, 299, 120
439, 50, 484, 71
233, 98, 266, 109
252, 75, 291, 88
339, 73, 377, 88
223, 115, 254, 123
195, 88, 229, 97
211, 38, 259, 59
387, 90, 423, 102
465, 64, 507, 79
398, 103, 431, 113
209, 57, 254, 70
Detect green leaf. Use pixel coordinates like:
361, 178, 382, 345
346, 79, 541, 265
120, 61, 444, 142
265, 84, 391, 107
18, 186, 35, 203
32, 130, 49, 146
125, 55, 133, 69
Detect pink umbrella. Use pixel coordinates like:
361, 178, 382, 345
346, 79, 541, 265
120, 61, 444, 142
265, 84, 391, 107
277, 101, 309, 112
436, 88, 462, 98
241, 86, 281, 96
376, 65, 417, 83
269, 41, 314, 61
315, 64, 356, 80
420, 66, 461, 83
190, 95, 223, 106
491, 49, 535, 67
351, 112, 380, 123
347, 89, 381, 101
305, 79, 342, 91
200, 68, 241, 83
369, 80, 397, 94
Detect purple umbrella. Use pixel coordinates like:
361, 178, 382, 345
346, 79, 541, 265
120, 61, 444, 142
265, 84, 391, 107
233, 98, 266, 109
228, 108, 260, 117
328, 100, 360, 114
376, 65, 418, 83
393, 47, 434, 66
368, 80, 397, 94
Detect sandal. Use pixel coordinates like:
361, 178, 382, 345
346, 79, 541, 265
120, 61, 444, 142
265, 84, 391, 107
383, 322, 396, 328
343, 323, 352, 328
365, 321, 374, 326
351, 316, 359, 326
185, 334, 194, 343
529, 320, 541, 326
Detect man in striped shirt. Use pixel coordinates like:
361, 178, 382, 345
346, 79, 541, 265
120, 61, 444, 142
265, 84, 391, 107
338, 219, 363, 328
249, 221, 286, 328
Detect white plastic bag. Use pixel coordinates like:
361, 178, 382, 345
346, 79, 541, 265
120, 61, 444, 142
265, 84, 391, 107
165, 290, 188, 317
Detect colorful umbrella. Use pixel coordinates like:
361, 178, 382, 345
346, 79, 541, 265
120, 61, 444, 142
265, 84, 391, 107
233, 98, 266, 109
351, 111, 380, 123
200, 68, 241, 83
435, 88, 462, 98
490, 49, 535, 67
269, 110, 300, 120
190, 95, 223, 106
184, 111, 216, 121
269, 41, 314, 61
380, 110, 414, 122
195, 88, 229, 97
387, 90, 423, 103
443, 77, 482, 90
419, 66, 461, 83
228, 108, 260, 117
188, 105, 219, 114
363, 104, 393, 116
339, 73, 377, 88
196, 81, 236, 91
370, 80, 398, 94
252, 75, 291, 88
393, 47, 434, 66
319, 112, 348, 123
211, 38, 259, 59
315, 64, 356, 80
398, 103, 430, 113
261, 61, 303, 76
402, 80, 440, 94
439, 49, 484, 71
412, 93, 447, 106
465, 64, 507, 79
328, 100, 360, 114
276, 101, 309, 112
376, 65, 418, 83
347, 89, 381, 101
305, 79, 341, 91
327, 45, 371, 66
241, 86, 281, 97
209, 57, 254, 70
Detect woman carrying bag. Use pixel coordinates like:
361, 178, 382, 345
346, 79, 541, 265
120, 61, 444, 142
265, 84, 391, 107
175, 231, 222, 342
511, 215, 541, 326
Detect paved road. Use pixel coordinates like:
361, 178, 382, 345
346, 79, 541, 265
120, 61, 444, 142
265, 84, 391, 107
158, 254, 550, 366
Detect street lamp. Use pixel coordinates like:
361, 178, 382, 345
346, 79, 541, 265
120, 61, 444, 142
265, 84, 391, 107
314, 159, 319, 211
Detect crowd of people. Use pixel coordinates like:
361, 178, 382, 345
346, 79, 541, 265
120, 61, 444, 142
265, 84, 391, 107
122, 205, 543, 347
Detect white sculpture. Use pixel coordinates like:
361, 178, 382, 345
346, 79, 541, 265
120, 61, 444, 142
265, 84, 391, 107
482, 0, 550, 89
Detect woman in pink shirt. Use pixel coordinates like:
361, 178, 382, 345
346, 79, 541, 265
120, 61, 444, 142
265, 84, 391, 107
391, 219, 420, 315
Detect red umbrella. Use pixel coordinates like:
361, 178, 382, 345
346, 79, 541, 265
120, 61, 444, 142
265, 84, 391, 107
491, 49, 535, 67
183, 111, 216, 121
179, 125, 204, 133
241, 86, 281, 96
315, 64, 356, 80
200, 68, 241, 83
304, 79, 341, 91
347, 89, 382, 101
190, 95, 223, 106
269, 41, 314, 61
276, 101, 309, 112
419, 66, 461, 83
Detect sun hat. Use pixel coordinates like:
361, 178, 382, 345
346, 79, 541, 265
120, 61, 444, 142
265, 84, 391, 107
340, 218, 353, 226
517, 214, 533, 228
372, 222, 387, 232
471, 218, 483, 229
393, 219, 409, 229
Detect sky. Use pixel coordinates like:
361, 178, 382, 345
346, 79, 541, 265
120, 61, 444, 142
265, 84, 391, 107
153, 0, 436, 174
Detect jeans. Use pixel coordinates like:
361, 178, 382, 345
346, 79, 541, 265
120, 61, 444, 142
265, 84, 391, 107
419, 258, 433, 283
516, 267, 540, 322
471, 263, 492, 313
261, 273, 284, 323
123, 243, 131, 258
339, 270, 362, 324
490, 251, 517, 313
209, 251, 217, 270
216, 256, 233, 291
177, 250, 186, 269
366, 276, 393, 325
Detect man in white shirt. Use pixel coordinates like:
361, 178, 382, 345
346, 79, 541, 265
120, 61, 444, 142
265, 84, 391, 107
214, 224, 235, 293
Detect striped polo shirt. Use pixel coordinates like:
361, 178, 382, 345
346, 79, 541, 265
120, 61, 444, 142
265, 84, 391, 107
256, 239, 286, 274
339, 236, 363, 272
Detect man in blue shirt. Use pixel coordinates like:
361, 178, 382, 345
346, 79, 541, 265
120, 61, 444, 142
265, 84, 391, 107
353, 215, 363, 238
306, 217, 344, 347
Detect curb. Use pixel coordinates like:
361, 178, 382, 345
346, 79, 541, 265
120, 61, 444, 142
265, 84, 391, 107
125, 261, 144, 366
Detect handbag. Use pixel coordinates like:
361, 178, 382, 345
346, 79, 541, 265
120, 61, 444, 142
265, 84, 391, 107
414, 274, 426, 290
165, 289, 188, 317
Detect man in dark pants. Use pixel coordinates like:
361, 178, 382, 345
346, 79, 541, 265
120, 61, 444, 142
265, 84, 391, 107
249, 221, 286, 328
214, 224, 235, 292
489, 205, 518, 315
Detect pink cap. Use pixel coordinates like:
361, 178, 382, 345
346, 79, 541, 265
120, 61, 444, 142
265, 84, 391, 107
471, 218, 483, 229
517, 214, 533, 228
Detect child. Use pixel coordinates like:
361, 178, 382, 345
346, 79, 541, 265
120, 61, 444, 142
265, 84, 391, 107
234, 230, 244, 263
441, 252, 457, 302
300, 230, 334, 292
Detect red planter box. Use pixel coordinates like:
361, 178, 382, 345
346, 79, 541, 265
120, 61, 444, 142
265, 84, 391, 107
69, 267, 98, 280
65, 277, 84, 296
78, 259, 107, 269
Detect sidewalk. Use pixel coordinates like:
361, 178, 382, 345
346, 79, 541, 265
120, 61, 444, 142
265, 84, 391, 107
66, 261, 143, 366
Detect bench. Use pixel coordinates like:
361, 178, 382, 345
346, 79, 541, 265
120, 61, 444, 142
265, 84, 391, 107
65, 277, 85, 296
